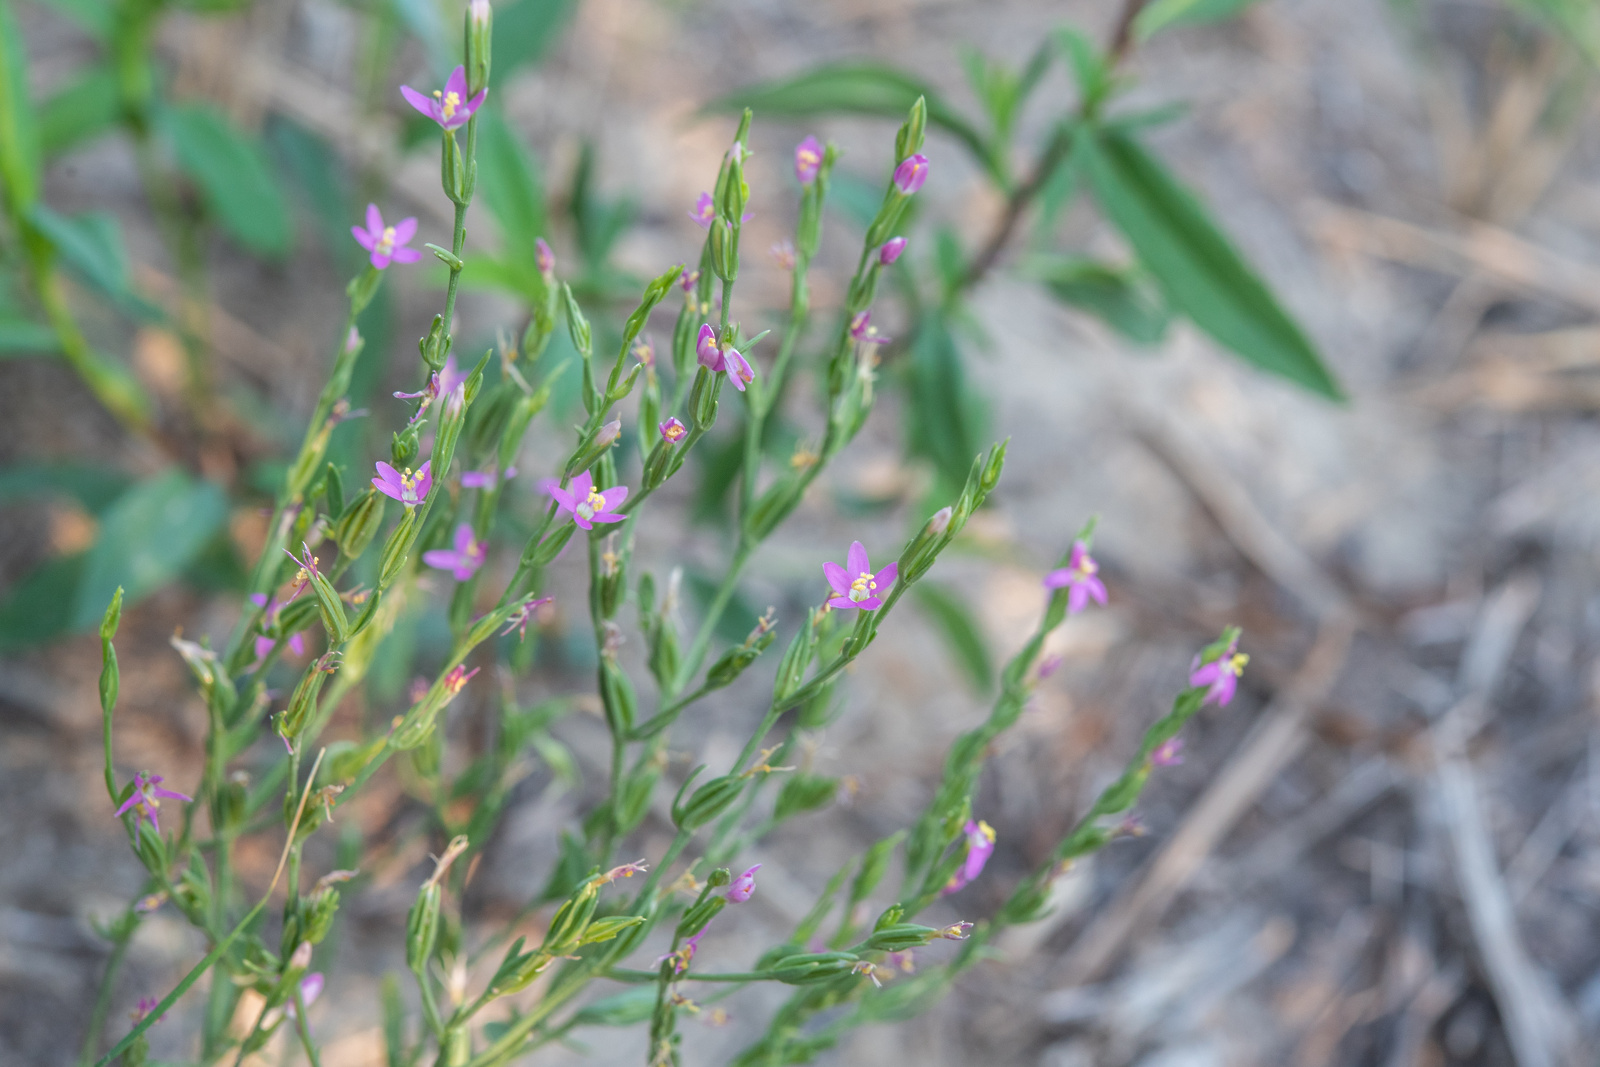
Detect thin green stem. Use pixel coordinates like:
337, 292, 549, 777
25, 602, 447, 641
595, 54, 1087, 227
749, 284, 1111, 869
291, 987, 324, 1067
77, 914, 137, 1067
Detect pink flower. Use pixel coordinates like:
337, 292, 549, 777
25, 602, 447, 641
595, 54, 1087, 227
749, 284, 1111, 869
113, 773, 192, 835
823, 541, 897, 611
535, 236, 555, 276
1042, 541, 1107, 615
549, 470, 627, 530
771, 240, 796, 270
848, 311, 890, 345
394, 356, 467, 424
892, 154, 929, 195
794, 136, 822, 184
659, 417, 688, 443
689, 192, 716, 228
400, 66, 486, 131
372, 460, 432, 507
250, 593, 307, 664
443, 664, 480, 698
725, 864, 760, 903
351, 204, 421, 270
695, 323, 754, 392
130, 997, 162, 1025
423, 523, 487, 581
501, 594, 554, 641
1189, 639, 1248, 707
942, 819, 995, 895
660, 930, 704, 977
461, 465, 515, 490
1151, 737, 1184, 767
878, 236, 906, 265
680, 268, 699, 293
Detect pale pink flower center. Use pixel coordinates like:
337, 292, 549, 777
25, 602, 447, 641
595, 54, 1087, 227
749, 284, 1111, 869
849, 571, 876, 601
578, 489, 606, 520
376, 226, 396, 256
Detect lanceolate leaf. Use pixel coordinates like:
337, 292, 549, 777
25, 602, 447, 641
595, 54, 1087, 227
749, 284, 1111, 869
1030, 255, 1171, 345
705, 63, 989, 169
1076, 127, 1341, 398
0, 0, 41, 215
27, 206, 163, 320
905, 315, 989, 495
1136, 0, 1262, 40
38, 70, 120, 157
913, 582, 994, 694
165, 104, 293, 257
476, 109, 548, 270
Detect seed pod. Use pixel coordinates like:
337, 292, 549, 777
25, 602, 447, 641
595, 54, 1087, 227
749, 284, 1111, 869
406, 882, 441, 973
767, 951, 860, 985
334, 489, 385, 562
672, 771, 744, 831
578, 916, 644, 946
674, 896, 726, 940
709, 217, 737, 282
862, 923, 938, 954
894, 96, 927, 163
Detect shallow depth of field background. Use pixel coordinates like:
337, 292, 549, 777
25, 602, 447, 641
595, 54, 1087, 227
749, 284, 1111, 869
7, 0, 1600, 1064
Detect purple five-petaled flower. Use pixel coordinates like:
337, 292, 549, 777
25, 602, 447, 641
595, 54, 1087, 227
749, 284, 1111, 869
942, 819, 995, 895
423, 523, 487, 581
399, 65, 486, 131
1189, 638, 1248, 707
1042, 541, 1107, 615
795, 136, 822, 184
892, 153, 929, 195
695, 323, 754, 391
113, 773, 192, 835
351, 204, 421, 271
549, 470, 627, 530
726, 864, 760, 903
878, 236, 906, 266
659, 417, 688, 443
823, 541, 897, 611
373, 460, 432, 507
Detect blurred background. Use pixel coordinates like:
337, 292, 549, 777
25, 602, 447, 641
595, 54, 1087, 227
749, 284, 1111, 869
6, 0, 1600, 1064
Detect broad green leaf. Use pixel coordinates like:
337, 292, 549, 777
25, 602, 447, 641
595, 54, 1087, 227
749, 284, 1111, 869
1030, 255, 1171, 345
38, 70, 119, 157
476, 109, 548, 269
904, 315, 988, 496
70, 468, 229, 630
491, 0, 578, 85
912, 582, 994, 693
0, 462, 130, 512
0, 317, 59, 355
164, 104, 293, 257
0, 0, 40, 214
0, 553, 85, 649
269, 117, 356, 264
705, 63, 989, 170
568, 141, 636, 270
1076, 127, 1341, 398
26, 206, 163, 319
34, 0, 113, 37
1136, 0, 1262, 39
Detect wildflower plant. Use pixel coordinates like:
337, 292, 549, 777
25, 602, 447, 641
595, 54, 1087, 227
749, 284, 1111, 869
78, 9, 1255, 1067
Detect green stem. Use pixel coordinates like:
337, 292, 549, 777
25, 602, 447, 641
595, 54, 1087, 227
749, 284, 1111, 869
77, 913, 137, 1067
292, 986, 324, 1067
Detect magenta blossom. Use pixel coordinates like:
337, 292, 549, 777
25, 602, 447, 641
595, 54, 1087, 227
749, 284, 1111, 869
394, 356, 467, 423
1190, 639, 1248, 707
461, 464, 516, 490
1042, 541, 1107, 615
892, 153, 929, 195
535, 236, 555, 276
351, 204, 421, 270
848, 311, 890, 345
689, 192, 716, 228
400, 66, 486, 131
1151, 737, 1184, 767
660, 929, 705, 977
131, 997, 162, 1025
695, 323, 754, 391
659, 417, 688, 443
942, 819, 995, 895
680, 267, 699, 293
795, 136, 823, 184
250, 593, 306, 664
113, 773, 192, 835
501, 594, 555, 641
373, 460, 432, 507
550, 470, 627, 530
823, 541, 897, 611
726, 864, 760, 903
423, 523, 487, 581
443, 664, 480, 699
878, 236, 907, 266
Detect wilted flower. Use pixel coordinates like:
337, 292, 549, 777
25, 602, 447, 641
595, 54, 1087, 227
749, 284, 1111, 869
942, 819, 995, 895
130, 997, 162, 1025
372, 461, 432, 507
659, 417, 688, 443
394, 356, 466, 423
771, 240, 796, 270
823, 541, 897, 611
937, 922, 974, 941
878, 236, 907, 265
695, 323, 754, 391
794, 135, 822, 184
113, 773, 192, 835
500, 595, 554, 641
660, 930, 704, 977
892, 153, 929, 195
1151, 737, 1184, 767
442, 664, 480, 698
400, 66, 486, 130
633, 335, 656, 368
1190, 639, 1248, 707
601, 859, 649, 884
725, 864, 760, 903
1042, 541, 1107, 615
350, 205, 421, 270
848, 311, 890, 345
250, 593, 306, 664
549, 470, 627, 530
423, 523, 487, 581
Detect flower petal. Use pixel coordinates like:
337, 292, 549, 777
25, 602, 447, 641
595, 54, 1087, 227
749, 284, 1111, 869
549, 486, 575, 511
423, 549, 460, 571
822, 561, 850, 596
392, 216, 418, 244
453, 523, 476, 553
1041, 568, 1070, 589
827, 596, 858, 610
399, 85, 436, 120
351, 225, 376, 251
570, 471, 593, 498
391, 247, 423, 264
371, 251, 392, 270
855, 596, 883, 610
873, 562, 897, 590
846, 541, 869, 577
365, 203, 383, 235
445, 66, 469, 101
374, 461, 401, 487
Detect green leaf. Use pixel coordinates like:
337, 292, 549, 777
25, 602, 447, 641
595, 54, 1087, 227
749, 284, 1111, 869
0, 553, 85, 648
0, 317, 59, 355
705, 63, 989, 170
32, 0, 112, 38
269, 117, 357, 266
1030, 255, 1170, 345
904, 315, 988, 496
1509, 0, 1600, 66
38, 70, 119, 157
69, 469, 229, 630
1076, 127, 1341, 398
491, 0, 578, 85
0, 0, 41, 214
912, 582, 993, 693
476, 109, 548, 270
774, 773, 839, 822
568, 987, 657, 1028
1136, 0, 1262, 39
26, 206, 161, 319
164, 104, 293, 257
0, 462, 131, 512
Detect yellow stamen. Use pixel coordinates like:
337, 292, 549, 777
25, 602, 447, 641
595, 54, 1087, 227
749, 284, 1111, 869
376, 226, 396, 255
1227, 653, 1249, 676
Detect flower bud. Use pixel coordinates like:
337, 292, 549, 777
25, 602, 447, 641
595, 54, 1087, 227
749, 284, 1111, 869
892, 154, 929, 196
895, 96, 927, 164
863, 923, 938, 953
535, 236, 554, 277
878, 236, 907, 265
709, 217, 738, 282
768, 952, 860, 985
466, 0, 493, 94
334, 489, 385, 562
658, 417, 687, 444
